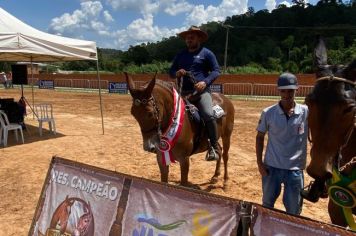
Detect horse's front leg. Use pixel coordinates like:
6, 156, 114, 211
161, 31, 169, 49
180, 157, 190, 186
157, 154, 169, 183
211, 158, 221, 184
211, 142, 223, 184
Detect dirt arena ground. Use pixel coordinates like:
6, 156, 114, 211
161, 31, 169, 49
0, 87, 331, 235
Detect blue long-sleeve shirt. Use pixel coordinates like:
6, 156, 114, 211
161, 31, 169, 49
169, 47, 220, 94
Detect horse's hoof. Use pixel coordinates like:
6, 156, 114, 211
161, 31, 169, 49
210, 176, 219, 184
181, 182, 201, 190
223, 183, 230, 191
223, 179, 230, 191
191, 185, 201, 190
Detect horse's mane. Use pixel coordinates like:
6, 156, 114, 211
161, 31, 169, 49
155, 79, 175, 93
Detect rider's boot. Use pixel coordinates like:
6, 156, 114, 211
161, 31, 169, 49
205, 120, 221, 161
300, 179, 328, 203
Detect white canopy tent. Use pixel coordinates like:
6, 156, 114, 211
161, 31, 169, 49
0, 7, 104, 134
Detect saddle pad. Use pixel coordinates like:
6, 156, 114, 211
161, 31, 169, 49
213, 104, 225, 119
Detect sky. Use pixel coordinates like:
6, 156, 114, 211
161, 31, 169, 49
0, 0, 325, 50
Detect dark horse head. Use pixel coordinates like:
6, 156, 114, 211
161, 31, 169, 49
305, 37, 356, 181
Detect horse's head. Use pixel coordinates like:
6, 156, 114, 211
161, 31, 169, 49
51, 195, 75, 233
76, 201, 93, 236
306, 37, 356, 181
125, 72, 161, 153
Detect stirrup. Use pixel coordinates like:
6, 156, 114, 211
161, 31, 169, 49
205, 147, 219, 161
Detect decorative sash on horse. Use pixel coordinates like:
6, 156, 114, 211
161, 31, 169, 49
158, 88, 185, 166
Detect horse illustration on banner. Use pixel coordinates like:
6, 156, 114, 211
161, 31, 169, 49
43, 196, 95, 236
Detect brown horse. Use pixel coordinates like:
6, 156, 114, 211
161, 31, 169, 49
305, 38, 356, 228
50, 195, 75, 234
125, 73, 235, 187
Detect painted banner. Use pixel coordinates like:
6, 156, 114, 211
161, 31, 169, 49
210, 84, 223, 93
31, 158, 125, 236
252, 205, 354, 236
29, 157, 352, 236
109, 82, 128, 93
39, 80, 55, 89
29, 157, 239, 236
122, 180, 239, 236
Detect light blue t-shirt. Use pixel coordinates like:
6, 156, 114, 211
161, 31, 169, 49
257, 102, 308, 170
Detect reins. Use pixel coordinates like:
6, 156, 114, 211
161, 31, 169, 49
134, 84, 183, 143
337, 124, 355, 172
134, 96, 162, 136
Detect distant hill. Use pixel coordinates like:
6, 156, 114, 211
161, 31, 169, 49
56, 1, 356, 74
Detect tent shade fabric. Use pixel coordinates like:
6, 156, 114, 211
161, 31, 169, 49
0, 7, 97, 61
0, 7, 104, 134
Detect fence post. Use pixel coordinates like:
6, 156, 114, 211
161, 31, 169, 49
237, 201, 253, 236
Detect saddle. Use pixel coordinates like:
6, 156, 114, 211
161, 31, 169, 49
183, 98, 225, 124
183, 97, 225, 154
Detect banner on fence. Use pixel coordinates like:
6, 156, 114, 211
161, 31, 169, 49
122, 179, 238, 235
210, 84, 223, 93
29, 157, 239, 236
29, 157, 353, 236
31, 158, 124, 236
252, 205, 352, 236
39, 80, 54, 89
109, 82, 128, 94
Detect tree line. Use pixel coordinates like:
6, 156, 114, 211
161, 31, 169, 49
1, 0, 356, 74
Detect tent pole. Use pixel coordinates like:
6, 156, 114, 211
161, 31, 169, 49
31, 56, 35, 119
96, 58, 105, 135
20, 57, 38, 119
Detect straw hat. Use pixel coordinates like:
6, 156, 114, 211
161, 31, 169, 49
178, 26, 208, 42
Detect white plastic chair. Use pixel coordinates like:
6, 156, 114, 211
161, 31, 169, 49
0, 110, 24, 147
34, 104, 56, 136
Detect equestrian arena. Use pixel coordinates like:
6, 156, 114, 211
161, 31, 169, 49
0, 85, 329, 235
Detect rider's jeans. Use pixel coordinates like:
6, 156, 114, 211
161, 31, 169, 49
194, 91, 214, 122
262, 165, 304, 215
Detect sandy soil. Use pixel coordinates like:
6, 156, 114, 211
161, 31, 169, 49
0, 87, 330, 235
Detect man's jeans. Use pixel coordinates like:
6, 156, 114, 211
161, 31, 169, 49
262, 165, 304, 215
194, 91, 214, 121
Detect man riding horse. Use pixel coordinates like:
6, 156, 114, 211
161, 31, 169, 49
169, 26, 221, 161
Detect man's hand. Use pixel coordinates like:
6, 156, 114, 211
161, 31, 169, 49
257, 162, 269, 177
176, 69, 186, 78
194, 81, 206, 92
256, 131, 267, 176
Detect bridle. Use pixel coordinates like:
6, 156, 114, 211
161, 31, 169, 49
133, 96, 162, 136
309, 75, 356, 172
316, 75, 356, 87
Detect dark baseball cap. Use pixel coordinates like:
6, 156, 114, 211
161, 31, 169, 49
277, 72, 298, 90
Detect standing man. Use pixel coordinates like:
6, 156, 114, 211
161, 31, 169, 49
169, 25, 221, 161
7, 71, 13, 88
1, 72, 8, 89
256, 72, 308, 215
